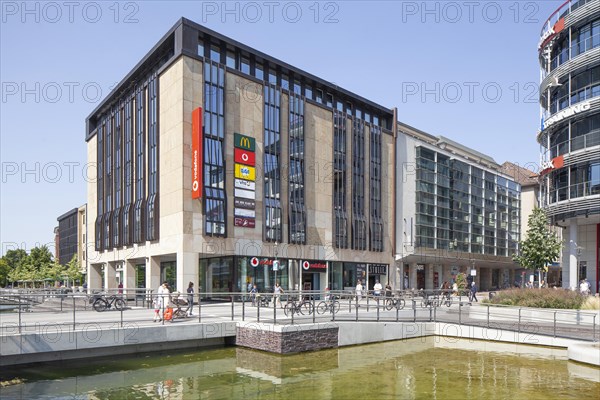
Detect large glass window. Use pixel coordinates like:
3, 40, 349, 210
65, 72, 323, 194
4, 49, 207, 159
146, 75, 158, 241
133, 88, 146, 243
95, 118, 105, 251
203, 60, 226, 236
370, 124, 383, 252
289, 92, 306, 244
352, 119, 367, 250
333, 110, 348, 248
264, 84, 282, 242
123, 98, 133, 246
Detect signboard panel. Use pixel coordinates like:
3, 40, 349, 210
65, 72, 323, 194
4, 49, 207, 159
235, 208, 256, 218
234, 148, 255, 166
234, 217, 256, 228
369, 264, 388, 275
234, 133, 255, 151
191, 107, 203, 199
235, 178, 256, 191
234, 198, 255, 210
235, 164, 256, 181
235, 188, 255, 200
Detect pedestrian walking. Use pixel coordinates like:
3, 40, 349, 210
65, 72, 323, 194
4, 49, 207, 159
274, 282, 284, 308
356, 280, 363, 302
187, 282, 194, 316
470, 282, 478, 303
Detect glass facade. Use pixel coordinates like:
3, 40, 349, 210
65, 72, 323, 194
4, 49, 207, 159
203, 60, 227, 236
93, 68, 162, 251
548, 18, 600, 72
333, 110, 348, 248
415, 146, 520, 256
369, 125, 383, 252
352, 119, 367, 250
289, 92, 306, 244
264, 83, 282, 242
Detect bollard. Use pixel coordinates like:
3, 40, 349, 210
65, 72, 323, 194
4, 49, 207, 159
242, 297, 245, 321
273, 295, 277, 325
518, 308, 521, 335
593, 314, 597, 342
73, 295, 76, 331
198, 295, 202, 323
554, 311, 557, 338
396, 302, 399, 322
459, 302, 462, 325
312, 295, 316, 324
434, 302, 437, 323
257, 298, 260, 322
120, 306, 124, 328
232, 296, 235, 321
18, 296, 22, 333
355, 298, 359, 322
487, 305, 490, 329
377, 297, 380, 322
413, 299, 416, 323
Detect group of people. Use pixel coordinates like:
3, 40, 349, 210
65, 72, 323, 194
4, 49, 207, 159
246, 282, 285, 307
152, 281, 195, 322
355, 280, 394, 301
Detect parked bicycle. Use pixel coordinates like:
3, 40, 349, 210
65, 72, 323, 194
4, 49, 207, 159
92, 294, 126, 312
317, 296, 340, 314
441, 290, 452, 307
419, 291, 440, 308
284, 297, 314, 317
384, 295, 406, 311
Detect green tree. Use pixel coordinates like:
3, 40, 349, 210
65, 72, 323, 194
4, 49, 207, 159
513, 207, 562, 288
0, 258, 9, 287
63, 254, 83, 286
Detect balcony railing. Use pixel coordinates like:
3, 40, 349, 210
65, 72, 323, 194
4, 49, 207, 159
548, 180, 600, 203
546, 130, 600, 158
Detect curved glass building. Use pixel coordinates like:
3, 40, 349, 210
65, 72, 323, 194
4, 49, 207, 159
538, 0, 600, 292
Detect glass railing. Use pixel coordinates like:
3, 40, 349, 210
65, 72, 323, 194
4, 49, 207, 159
544, 83, 600, 122
548, 32, 600, 72
546, 130, 600, 158
549, 180, 600, 203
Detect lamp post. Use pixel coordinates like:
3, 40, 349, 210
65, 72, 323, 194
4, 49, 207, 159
273, 241, 279, 288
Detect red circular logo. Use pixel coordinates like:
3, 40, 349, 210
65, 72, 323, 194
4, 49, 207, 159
250, 257, 259, 267
302, 261, 310, 270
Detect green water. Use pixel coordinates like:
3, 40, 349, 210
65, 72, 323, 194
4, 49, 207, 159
1, 338, 598, 399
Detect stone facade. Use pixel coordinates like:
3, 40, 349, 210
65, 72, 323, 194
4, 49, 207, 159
236, 324, 339, 354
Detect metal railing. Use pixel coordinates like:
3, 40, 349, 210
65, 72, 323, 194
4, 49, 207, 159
0, 289, 597, 342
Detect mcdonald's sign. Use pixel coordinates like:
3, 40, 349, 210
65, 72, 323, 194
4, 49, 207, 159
234, 133, 255, 152
192, 107, 203, 199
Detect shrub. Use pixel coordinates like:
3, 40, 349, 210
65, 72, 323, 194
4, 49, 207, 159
580, 296, 600, 310
483, 288, 585, 309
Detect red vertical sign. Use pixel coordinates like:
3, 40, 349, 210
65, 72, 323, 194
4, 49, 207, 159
192, 107, 203, 199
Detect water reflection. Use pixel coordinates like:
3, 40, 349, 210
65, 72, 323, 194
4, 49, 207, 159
1, 338, 598, 399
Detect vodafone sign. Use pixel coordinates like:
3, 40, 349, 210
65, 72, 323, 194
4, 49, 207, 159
191, 108, 203, 199
235, 148, 255, 166
302, 261, 310, 270
250, 257, 259, 267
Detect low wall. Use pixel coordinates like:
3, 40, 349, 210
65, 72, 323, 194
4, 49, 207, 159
0, 322, 237, 366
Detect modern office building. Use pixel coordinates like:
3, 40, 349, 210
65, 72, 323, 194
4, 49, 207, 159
395, 125, 522, 291
56, 205, 88, 270
85, 18, 397, 295
538, 0, 600, 292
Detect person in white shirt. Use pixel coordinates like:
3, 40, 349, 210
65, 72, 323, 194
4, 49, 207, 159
356, 280, 363, 302
373, 280, 383, 297
274, 282, 284, 308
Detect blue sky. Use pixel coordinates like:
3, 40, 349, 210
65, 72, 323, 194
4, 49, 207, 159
0, 1, 563, 255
